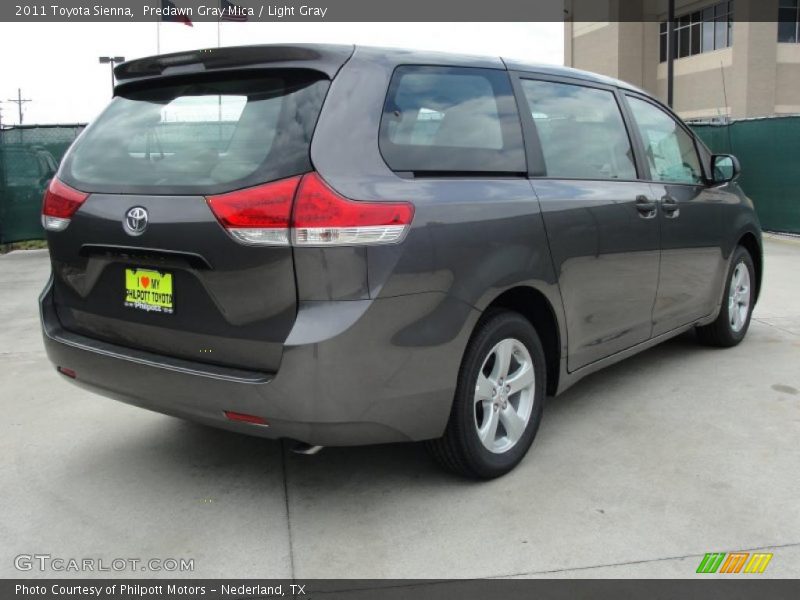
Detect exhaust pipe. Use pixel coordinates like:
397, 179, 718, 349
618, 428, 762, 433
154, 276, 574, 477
291, 442, 324, 455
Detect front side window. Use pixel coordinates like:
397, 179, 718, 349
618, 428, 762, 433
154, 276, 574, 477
379, 66, 525, 174
520, 79, 637, 181
779, 0, 800, 43
627, 96, 703, 185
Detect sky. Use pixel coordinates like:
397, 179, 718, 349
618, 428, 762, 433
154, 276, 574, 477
0, 22, 563, 125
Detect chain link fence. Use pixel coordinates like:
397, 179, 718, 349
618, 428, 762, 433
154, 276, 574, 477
0, 125, 85, 243
691, 116, 800, 234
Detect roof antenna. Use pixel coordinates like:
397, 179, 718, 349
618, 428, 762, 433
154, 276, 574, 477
719, 60, 729, 124
719, 60, 733, 153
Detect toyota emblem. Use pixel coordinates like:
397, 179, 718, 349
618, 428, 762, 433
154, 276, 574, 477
124, 207, 148, 236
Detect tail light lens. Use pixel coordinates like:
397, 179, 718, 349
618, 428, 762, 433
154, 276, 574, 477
42, 178, 89, 232
206, 175, 302, 246
207, 173, 414, 247
292, 173, 414, 246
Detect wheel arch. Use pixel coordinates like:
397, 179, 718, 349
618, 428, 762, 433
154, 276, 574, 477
481, 286, 562, 396
737, 231, 762, 303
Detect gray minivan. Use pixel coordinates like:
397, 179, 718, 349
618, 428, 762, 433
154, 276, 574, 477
40, 45, 761, 478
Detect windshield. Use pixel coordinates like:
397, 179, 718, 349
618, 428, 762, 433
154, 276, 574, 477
61, 71, 329, 195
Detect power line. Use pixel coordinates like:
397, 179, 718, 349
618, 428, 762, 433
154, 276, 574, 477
7, 88, 32, 125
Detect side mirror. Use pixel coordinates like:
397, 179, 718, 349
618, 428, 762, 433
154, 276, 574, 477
711, 154, 740, 184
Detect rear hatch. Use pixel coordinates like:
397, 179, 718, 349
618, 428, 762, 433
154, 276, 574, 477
47, 68, 331, 372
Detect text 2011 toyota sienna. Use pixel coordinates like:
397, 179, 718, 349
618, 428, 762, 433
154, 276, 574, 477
40, 45, 762, 478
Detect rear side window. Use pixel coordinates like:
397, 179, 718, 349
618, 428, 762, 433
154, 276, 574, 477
379, 66, 526, 174
61, 72, 329, 195
520, 79, 637, 180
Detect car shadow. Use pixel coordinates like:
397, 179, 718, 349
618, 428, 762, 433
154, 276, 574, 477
546, 329, 702, 412
76, 329, 711, 490
277, 330, 709, 484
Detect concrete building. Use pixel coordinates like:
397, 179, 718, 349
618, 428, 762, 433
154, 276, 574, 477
564, 0, 800, 120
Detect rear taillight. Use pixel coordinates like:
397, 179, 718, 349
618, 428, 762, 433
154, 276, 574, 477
206, 175, 302, 246
206, 173, 414, 247
292, 173, 414, 246
42, 178, 89, 232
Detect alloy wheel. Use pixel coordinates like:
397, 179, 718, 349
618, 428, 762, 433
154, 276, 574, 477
728, 262, 751, 333
473, 338, 535, 454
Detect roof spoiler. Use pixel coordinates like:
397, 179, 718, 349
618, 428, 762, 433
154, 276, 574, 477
114, 44, 354, 88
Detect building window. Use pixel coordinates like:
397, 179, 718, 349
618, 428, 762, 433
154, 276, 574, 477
779, 0, 800, 43
659, 1, 734, 62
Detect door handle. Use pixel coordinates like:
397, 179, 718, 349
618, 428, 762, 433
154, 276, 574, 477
635, 195, 657, 219
661, 195, 680, 218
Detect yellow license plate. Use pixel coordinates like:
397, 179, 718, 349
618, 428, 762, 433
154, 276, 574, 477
124, 268, 174, 314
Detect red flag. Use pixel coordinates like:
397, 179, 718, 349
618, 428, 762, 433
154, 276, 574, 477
161, 0, 193, 27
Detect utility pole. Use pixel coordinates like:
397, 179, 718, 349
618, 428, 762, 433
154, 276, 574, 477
667, 0, 675, 108
7, 88, 32, 125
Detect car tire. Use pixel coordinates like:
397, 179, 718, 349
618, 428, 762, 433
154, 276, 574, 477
427, 309, 546, 479
696, 245, 756, 347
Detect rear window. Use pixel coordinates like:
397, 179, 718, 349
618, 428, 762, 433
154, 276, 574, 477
61, 72, 329, 195
379, 66, 526, 175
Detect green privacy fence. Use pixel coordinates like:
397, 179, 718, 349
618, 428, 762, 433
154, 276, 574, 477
0, 125, 85, 243
691, 116, 800, 234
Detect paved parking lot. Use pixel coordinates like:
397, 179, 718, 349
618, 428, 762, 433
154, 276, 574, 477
1, 237, 799, 579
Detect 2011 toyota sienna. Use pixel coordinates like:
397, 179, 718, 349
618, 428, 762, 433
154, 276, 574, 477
40, 45, 762, 478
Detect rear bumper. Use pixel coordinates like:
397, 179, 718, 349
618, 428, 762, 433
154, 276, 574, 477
40, 278, 478, 446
